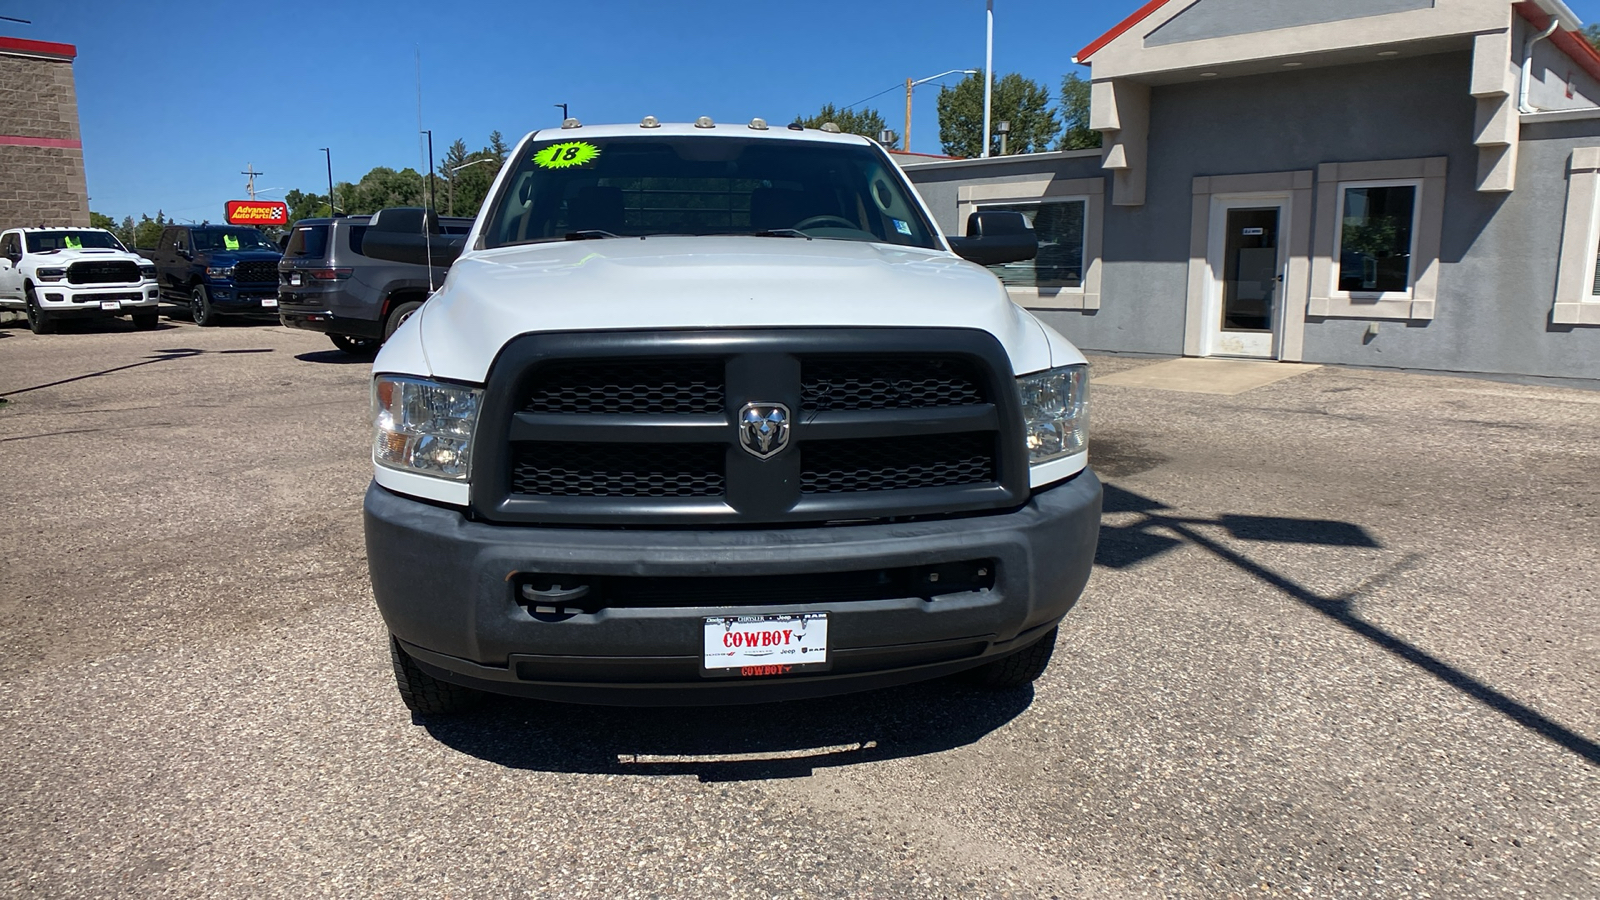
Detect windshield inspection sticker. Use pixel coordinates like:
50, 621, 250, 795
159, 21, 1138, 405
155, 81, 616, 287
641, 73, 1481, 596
892, 218, 913, 236
224, 235, 241, 250
533, 141, 601, 169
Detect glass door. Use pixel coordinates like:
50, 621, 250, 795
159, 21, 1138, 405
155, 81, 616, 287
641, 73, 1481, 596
1207, 205, 1283, 358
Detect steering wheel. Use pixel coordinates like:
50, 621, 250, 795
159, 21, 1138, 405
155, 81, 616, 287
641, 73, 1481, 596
793, 215, 859, 231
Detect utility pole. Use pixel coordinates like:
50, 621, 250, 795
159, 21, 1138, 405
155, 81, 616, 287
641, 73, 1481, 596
905, 78, 914, 153
241, 163, 263, 200
983, 0, 994, 158
320, 148, 334, 217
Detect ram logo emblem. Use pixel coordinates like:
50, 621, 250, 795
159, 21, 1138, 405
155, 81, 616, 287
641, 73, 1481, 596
738, 402, 791, 459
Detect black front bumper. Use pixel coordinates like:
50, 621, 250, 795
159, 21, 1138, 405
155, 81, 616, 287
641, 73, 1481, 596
364, 470, 1102, 705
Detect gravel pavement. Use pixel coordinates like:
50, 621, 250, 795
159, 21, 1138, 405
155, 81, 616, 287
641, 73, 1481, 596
1, 317, 1596, 898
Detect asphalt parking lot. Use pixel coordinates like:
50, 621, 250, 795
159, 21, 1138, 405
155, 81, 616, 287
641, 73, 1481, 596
1, 316, 1596, 899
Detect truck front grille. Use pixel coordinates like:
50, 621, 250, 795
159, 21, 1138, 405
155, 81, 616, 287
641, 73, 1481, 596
68, 261, 141, 284
476, 329, 1029, 526
232, 261, 278, 284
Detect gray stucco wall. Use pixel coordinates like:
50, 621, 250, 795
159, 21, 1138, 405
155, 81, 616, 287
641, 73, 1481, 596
1144, 0, 1435, 47
906, 50, 1600, 381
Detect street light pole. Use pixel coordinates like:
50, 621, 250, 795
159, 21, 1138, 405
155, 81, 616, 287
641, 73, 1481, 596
983, 0, 994, 158
319, 148, 334, 217
903, 68, 979, 153
555, 103, 568, 122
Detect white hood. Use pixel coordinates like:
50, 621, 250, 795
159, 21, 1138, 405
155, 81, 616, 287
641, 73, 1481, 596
397, 237, 1070, 383
30, 247, 148, 266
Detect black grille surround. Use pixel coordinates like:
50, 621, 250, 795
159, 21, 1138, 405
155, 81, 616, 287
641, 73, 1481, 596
232, 260, 279, 285
68, 261, 141, 284
469, 328, 1029, 526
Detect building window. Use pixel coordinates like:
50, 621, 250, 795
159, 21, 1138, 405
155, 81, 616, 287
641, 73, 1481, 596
978, 199, 1086, 290
1334, 180, 1419, 297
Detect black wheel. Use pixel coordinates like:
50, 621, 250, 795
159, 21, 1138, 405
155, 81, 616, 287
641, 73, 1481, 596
190, 285, 219, 327
132, 311, 158, 330
384, 300, 424, 341
24, 287, 54, 335
966, 627, 1058, 689
328, 333, 380, 356
389, 635, 483, 715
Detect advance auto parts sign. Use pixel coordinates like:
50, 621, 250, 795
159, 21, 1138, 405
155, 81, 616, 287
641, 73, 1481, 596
225, 200, 289, 226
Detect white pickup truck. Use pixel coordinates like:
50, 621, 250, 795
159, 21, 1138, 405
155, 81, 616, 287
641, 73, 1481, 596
360, 120, 1102, 714
0, 227, 160, 333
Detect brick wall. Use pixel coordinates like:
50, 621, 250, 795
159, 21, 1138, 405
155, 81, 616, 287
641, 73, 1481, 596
0, 52, 89, 228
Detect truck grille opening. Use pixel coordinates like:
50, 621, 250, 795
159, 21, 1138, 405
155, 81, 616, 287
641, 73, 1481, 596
801, 357, 987, 412
511, 442, 725, 497
68, 261, 141, 284
523, 359, 725, 414
514, 559, 996, 613
801, 432, 996, 494
232, 260, 278, 284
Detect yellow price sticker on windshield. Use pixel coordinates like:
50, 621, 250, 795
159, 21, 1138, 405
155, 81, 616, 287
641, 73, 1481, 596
224, 235, 241, 250
533, 141, 601, 169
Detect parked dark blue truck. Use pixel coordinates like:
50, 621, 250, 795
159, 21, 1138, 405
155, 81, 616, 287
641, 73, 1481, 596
141, 224, 283, 325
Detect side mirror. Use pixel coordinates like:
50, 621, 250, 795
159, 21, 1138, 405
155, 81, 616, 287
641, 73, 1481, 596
359, 207, 466, 267
947, 210, 1038, 266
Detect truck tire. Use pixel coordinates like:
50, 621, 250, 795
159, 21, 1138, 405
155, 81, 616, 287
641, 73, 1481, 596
132, 311, 158, 330
389, 635, 483, 715
328, 333, 380, 356
190, 285, 219, 327
24, 287, 55, 335
384, 300, 424, 341
966, 627, 1058, 690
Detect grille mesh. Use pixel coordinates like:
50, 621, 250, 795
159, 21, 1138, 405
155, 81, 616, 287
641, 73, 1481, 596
512, 442, 725, 497
233, 260, 278, 284
801, 357, 986, 412
523, 360, 724, 414
801, 432, 995, 494
68, 261, 141, 284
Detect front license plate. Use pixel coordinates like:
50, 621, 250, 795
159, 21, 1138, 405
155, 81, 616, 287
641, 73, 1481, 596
289, 273, 302, 286
703, 613, 828, 676
261, 297, 278, 308
100, 301, 120, 310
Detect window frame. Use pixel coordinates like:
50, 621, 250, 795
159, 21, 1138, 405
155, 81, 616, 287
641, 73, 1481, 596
1308, 157, 1446, 322
974, 196, 1091, 293
1330, 178, 1424, 302
1552, 146, 1600, 325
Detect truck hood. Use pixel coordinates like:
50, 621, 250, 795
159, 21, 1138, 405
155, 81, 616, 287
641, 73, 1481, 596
29, 247, 148, 266
404, 237, 1069, 383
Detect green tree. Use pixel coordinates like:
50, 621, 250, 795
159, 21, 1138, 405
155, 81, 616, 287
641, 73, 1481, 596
133, 211, 166, 249
937, 71, 1060, 158
1056, 73, 1100, 151
284, 188, 331, 223
489, 130, 510, 164
796, 104, 897, 148
1584, 24, 1600, 50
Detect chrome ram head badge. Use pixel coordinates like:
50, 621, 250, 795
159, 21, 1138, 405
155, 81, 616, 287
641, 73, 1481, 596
737, 402, 791, 459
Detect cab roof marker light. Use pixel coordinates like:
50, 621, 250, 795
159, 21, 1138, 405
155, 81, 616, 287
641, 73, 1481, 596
640, 115, 661, 128
820, 122, 842, 133
787, 121, 805, 131
748, 118, 768, 131
561, 118, 582, 129
695, 116, 715, 129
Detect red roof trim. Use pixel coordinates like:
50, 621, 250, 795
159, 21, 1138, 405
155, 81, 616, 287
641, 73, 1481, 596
1513, 2, 1600, 87
1075, 0, 1178, 63
0, 36, 77, 60
0, 135, 81, 149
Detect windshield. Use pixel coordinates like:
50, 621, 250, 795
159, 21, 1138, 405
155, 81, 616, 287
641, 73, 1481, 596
193, 228, 277, 252
25, 230, 126, 253
482, 135, 940, 250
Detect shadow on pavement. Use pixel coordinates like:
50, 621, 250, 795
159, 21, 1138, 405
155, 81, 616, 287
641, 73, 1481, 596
295, 349, 373, 365
1097, 482, 1600, 768
0, 347, 274, 398
424, 679, 1033, 782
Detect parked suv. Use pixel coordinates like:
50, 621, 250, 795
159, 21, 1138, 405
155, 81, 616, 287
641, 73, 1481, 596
362, 122, 1101, 714
277, 210, 471, 355
0, 228, 160, 333
141, 224, 283, 326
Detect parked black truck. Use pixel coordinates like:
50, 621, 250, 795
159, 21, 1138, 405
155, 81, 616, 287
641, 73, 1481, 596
140, 224, 283, 326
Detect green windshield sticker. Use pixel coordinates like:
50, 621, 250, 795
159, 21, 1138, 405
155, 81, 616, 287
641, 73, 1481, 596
533, 141, 601, 169
224, 235, 241, 250
64, 235, 82, 249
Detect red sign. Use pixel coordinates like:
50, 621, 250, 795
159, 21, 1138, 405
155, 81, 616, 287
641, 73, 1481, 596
225, 200, 289, 226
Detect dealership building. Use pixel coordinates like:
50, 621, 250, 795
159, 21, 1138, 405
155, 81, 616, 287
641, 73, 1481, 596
904, 0, 1600, 383
0, 36, 88, 229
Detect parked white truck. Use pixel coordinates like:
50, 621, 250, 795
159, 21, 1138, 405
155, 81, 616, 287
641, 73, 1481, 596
361, 120, 1102, 713
0, 228, 160, 333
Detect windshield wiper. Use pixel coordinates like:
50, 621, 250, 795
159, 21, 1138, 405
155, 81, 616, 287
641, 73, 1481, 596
750, 229, 812, 240
563, 230, 623, 240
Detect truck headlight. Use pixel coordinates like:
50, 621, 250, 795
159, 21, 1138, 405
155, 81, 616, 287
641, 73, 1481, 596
372, 375, 482, 481
36, 267, 66, 282
206, 266, 234, 279
139, 264, 157, 279
1017, 364, 1088, 465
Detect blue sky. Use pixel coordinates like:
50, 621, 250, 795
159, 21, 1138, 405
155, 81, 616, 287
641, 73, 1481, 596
8, 0, 1600, 222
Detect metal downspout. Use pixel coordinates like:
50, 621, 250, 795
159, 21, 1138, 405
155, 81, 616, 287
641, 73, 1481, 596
1519, 19, 1561, 114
